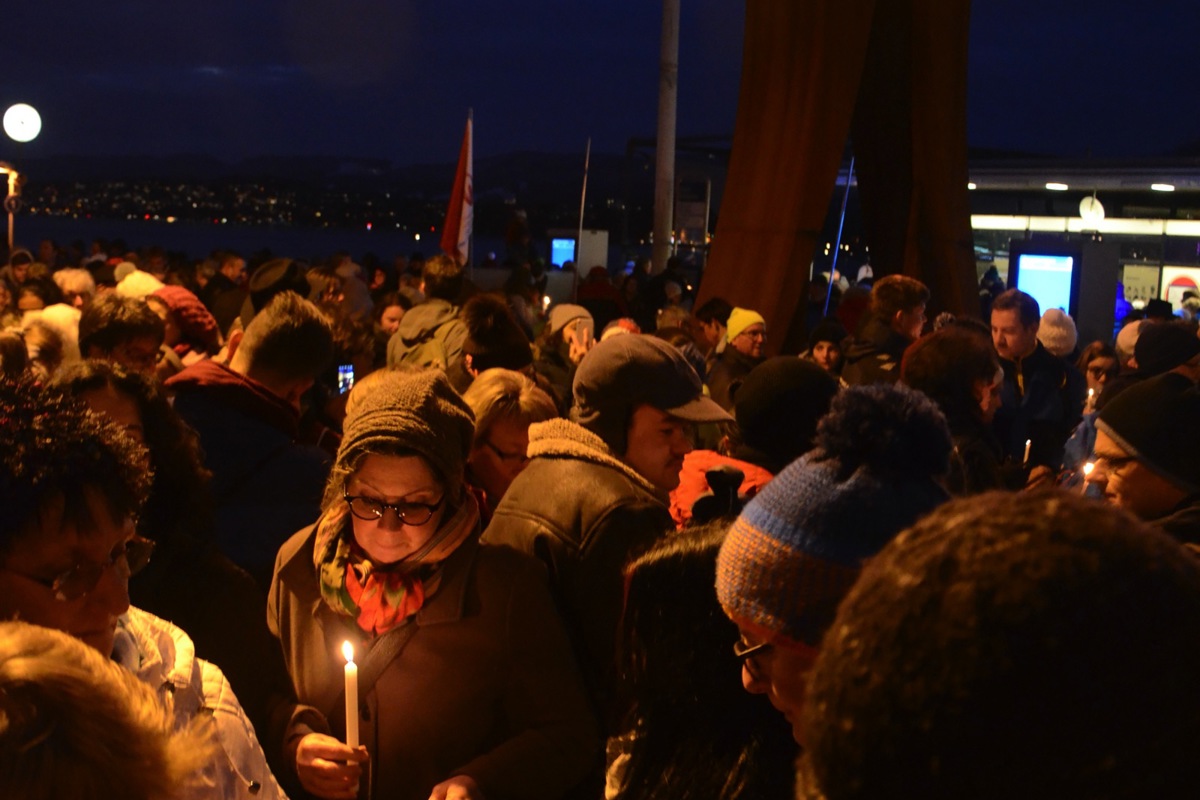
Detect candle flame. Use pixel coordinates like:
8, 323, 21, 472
342, 641, 354, 663
1083, 462, 1095, 477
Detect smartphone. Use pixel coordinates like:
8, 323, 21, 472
337, 364, 355, 394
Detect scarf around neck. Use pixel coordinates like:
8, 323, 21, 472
314, 491, 480, 636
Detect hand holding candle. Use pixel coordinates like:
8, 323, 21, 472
342, 641, 359, 749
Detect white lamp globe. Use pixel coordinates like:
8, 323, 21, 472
4, 104, 42, 143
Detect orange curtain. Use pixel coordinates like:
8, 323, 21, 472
698, 0, 977, 352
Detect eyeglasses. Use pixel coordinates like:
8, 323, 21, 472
733, 636, 772, 680
483, 439, 528, 466
1092, 453, 1138, 480
4, 536, 155, 602
343, 490, 445, 526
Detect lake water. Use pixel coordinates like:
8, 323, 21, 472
14, 215, 500, 265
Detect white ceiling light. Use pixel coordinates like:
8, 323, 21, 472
1045, 182, 1069, 191
1151, 183, 1176, 192
1079, 196, 1105, 225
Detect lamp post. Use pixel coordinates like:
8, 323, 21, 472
2, 103, 40, 252
0, 164, 20, 252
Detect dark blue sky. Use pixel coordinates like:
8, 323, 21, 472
2, 1, 1196, 164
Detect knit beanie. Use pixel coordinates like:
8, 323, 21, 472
601, 317, 641, 341
1096, 372, 1200, 493
462, 294, 533, 372
112, 261, 138, 284
572, 334, 732, 454
726, 307, 766, 343
339, 369, 475, 487
717, 382, 951, 648
807, 318, 848, 352
115, 269, 164, 298
548, 303, 593, 337
732, 357, 839, 474
153, 285, 219, 352
1037, 308, 1078, 357
1116, 319, 1143, 363
1133, 320, 1200, 376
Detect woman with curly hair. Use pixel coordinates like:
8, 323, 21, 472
50, 360, 294, 762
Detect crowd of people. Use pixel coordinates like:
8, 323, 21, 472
2, 235, 1200, 800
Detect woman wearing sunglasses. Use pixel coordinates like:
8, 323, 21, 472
268, 368, 597, 800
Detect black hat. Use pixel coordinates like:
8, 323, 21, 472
733, 357, 839, 473
808, 318, 848, 351
241, 258, 310, 328
573, 334, 732, 453
1134, 320, 1200, 376
1097, 372, 1200, 492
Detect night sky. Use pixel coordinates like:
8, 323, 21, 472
3, 1, 1197, 165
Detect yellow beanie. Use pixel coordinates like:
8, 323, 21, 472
726, 307, 766, 343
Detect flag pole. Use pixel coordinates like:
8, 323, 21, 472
440, 109, 473, 274
468, 108, 475, 283
574, 137, 591, 301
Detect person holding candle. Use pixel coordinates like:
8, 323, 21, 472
268, 368, 598, 800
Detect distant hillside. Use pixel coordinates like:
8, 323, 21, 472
17, 151, 658, 207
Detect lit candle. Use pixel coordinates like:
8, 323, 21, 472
1023, 439, 1031, 466
342, 641, 359, 748
1083, 461, 1095, 478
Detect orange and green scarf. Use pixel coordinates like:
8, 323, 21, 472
315, 492, 479, 636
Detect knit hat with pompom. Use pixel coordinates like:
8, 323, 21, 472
716, 382, 951, 648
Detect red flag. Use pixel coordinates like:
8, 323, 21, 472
441, 112, 473, 266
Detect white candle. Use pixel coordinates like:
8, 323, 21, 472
342, 641, 359, 748
1023, 439, 1031, 465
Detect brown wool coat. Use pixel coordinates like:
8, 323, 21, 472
268, 526, 600, 800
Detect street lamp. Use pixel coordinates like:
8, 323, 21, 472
2, 103, 40, 251
0, 163, 21, 251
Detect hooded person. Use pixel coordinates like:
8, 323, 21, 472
268, 368, 598, 800
716, 382, 951, 746
483, 334, 733, 732
385, 254, 472, 392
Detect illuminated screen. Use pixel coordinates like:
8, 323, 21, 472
1015, 253, 1074, 313
551, 238, 575, 268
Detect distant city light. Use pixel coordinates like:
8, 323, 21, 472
3, 104, 41, 142
1045, 182, 1069, 191
415, 233, 421, 241
1152, 183, 1175, 192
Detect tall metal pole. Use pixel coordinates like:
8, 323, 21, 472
652, 0, 680, 274
824, 156, 855, 316
574, 137, 591, 301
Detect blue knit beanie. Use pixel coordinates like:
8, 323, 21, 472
717, 383, 951, 648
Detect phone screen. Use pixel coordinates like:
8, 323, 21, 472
337, 364, 355, 394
